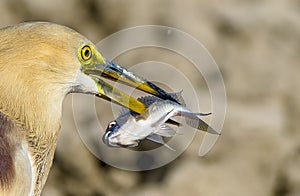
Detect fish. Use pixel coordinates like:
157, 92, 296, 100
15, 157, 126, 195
102, 92, 219, 150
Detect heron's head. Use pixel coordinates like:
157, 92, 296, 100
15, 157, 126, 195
0, 22, 168, 117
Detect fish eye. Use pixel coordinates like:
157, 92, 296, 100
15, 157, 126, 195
81, 45, 92, 61
108, 121, 117, 129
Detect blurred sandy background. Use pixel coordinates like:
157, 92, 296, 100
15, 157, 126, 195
1, 0, 300, 195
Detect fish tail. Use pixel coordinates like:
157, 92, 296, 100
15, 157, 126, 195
146, 134, 175, 151
179, 111, 219, 135
185, 118, 219, 134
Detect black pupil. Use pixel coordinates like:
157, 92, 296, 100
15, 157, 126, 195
109, 123, 115, 129
84, 48, 90, 58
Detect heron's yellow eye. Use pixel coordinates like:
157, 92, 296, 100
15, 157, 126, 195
81, 45, 92, 61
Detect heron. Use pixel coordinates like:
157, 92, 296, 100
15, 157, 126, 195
0, 22, 169, 195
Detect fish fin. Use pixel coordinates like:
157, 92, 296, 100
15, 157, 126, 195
138, 96, 161, 107
155, 124, 176, 137
172, 90, 186, 106
146, 134, 175, 151
146, 134, 164, 144
137, 90, 185, 107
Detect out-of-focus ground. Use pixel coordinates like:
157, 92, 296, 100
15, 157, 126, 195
1, 0, 300, 195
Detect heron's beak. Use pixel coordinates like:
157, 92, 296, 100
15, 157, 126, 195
83, 59, 177, 114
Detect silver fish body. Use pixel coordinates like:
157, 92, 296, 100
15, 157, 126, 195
103, 94, 218, 149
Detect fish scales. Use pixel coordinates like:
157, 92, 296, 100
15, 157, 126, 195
102, 92, 219, 150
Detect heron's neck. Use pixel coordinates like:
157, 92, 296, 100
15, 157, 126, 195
0, 80, 67, 195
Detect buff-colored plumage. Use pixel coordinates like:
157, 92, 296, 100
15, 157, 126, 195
0, 22, 97, 195
0, 22, 163, 196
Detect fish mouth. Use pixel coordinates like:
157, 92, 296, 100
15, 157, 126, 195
83, 59, 180, 115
